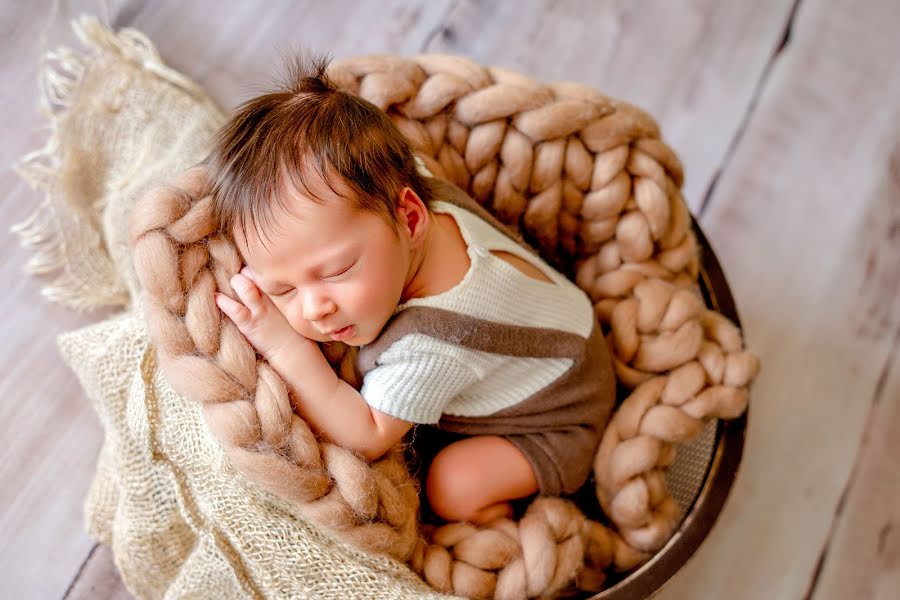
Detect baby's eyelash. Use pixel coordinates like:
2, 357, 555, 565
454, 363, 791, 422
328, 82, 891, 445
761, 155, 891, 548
325, 261, 356, 279
271, 288, 295, 298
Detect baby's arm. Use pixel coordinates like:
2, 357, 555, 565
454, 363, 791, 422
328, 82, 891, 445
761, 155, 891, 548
215, 271, 412, 461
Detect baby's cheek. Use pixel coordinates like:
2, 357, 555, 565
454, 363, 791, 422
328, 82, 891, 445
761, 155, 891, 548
299, 323, 330, 342
268, 300, 300, 332
280, 311, 309, 336
284, 312, 329, 342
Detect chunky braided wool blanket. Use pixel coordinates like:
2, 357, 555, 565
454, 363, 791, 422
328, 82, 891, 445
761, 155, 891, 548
17, 17, 759, 600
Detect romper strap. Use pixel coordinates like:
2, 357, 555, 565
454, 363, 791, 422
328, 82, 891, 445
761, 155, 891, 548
425, 177, 536, 255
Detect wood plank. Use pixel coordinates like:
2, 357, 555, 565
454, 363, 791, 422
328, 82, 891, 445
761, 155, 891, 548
117, 0, 455, 110
0, 1, 127, 598
652, 0, 900, 597
811, 339, 900, 599
425, 0, 796, 210
64, 544, 133, 600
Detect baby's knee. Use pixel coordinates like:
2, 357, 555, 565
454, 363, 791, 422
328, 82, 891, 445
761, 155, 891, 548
424, 436, 540, 522
424, 449, 483, 521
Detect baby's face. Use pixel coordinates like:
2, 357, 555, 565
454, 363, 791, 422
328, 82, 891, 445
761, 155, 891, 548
236, 186, 413, 346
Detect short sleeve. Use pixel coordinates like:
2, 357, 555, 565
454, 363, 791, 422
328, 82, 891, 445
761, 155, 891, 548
360, 347, 480, 424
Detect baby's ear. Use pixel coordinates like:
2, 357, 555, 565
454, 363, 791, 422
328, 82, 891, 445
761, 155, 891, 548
396, 187, 429, 243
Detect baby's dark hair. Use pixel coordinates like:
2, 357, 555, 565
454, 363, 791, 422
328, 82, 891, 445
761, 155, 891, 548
207, 54, 431, 243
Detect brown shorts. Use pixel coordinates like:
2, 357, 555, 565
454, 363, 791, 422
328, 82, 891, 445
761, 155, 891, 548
405, 422, 602, 502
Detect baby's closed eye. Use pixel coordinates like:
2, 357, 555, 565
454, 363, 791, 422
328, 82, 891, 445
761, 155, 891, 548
324, 260, 357, 279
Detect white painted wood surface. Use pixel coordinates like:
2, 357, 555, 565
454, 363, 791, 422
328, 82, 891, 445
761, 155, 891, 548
657, 0, 900, 598
1, 2, 114, 598
813, 348, 900, 600
1, 0, 897, 598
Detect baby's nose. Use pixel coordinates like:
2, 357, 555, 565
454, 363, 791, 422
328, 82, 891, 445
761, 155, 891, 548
301, 291, 335, 321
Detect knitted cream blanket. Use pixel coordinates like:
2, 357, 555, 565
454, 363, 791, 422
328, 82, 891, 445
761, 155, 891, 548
16, 17, 759, 600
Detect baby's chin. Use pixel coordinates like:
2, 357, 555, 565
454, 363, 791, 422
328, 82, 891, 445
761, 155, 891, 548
338, 331, 377, 347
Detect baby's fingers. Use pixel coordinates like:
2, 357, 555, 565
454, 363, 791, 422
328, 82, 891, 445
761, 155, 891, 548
214, 292, 252, 328
230, 273, 264, 306
231, 273, 282, 321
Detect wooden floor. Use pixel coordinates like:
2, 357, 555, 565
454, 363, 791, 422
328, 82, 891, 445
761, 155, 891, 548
2, 0, 898, 598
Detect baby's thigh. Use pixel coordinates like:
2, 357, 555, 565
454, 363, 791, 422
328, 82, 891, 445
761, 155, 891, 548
425, 435, 539, 509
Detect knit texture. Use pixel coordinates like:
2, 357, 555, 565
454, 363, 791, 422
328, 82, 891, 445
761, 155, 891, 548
14, 16, 760, 600
362, 200, 593, 422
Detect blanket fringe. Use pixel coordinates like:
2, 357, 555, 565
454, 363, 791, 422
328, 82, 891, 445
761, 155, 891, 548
70, 16, 208, 99
11, 15, 200, 313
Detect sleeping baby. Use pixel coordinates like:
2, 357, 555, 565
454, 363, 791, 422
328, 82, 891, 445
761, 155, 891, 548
208, 56, 615, 526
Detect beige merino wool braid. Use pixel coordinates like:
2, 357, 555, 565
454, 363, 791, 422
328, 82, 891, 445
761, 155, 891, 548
129, 166, 421, 561
129, 53, 761, 598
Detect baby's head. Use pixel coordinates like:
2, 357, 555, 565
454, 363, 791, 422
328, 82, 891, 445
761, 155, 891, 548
207, 55, 435, 346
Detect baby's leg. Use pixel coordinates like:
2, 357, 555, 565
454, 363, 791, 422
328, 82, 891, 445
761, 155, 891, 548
425, 435, 539, 525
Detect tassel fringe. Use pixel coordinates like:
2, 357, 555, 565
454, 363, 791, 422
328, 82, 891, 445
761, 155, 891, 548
11, 15, 194, 313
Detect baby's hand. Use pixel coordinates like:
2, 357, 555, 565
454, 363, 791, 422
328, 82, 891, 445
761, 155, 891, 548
215, 267, 308, 361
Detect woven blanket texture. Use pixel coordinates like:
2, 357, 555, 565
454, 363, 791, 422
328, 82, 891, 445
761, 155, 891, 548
16, 16, 759, 600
